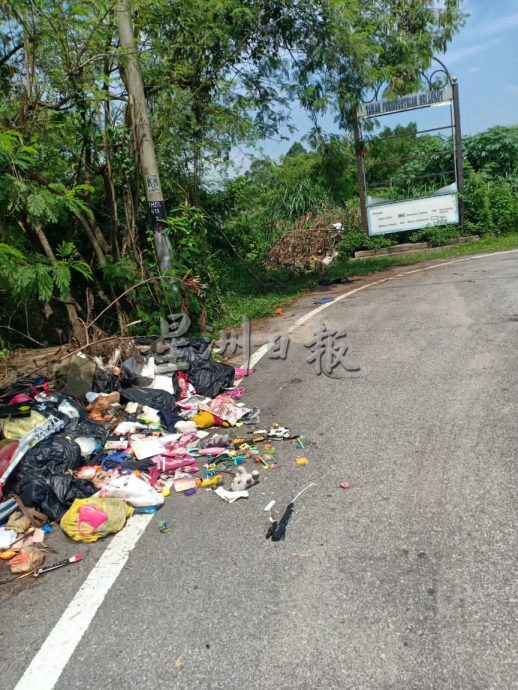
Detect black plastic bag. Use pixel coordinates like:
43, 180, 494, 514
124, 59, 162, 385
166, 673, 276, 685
120, 386, 176, 410
13, 436, 95, 521
18, 437, 81, 474
64, 417, 110, 444
120, 357, 153, 387
17, 473, 95, 522
175, 338, 209, 367
188, 360, 235, 398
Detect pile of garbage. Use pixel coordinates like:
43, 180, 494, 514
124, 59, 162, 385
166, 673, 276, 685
266, 214, 344, 270
0, 336, 299, 583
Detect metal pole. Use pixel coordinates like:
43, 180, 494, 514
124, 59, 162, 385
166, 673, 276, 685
353, 120, 369, 236
116, 0, 172, 271
451, 78, 465, 228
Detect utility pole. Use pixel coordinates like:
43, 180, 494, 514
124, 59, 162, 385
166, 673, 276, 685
352, 119, 369, 236
451, 77, 465, 228
116, 0, 172, 272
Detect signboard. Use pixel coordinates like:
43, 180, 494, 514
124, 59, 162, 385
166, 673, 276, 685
358, 84, 452, 119
367, 193, 459, 236
148, 199, 167, 221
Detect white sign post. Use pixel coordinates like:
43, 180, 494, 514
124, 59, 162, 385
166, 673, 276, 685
367, 193, 459, 236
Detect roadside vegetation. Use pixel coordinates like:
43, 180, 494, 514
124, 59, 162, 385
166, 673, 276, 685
2, 1, 517, 349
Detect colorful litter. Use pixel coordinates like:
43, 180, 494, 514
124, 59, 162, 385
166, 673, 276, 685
0, 335, 307, 585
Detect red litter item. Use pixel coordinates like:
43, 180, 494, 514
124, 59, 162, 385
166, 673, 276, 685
0, 441, 19, 477
8, 394, 33, 406
153, 456, 199, 473
234, 368, 255, 378
33, 554, 84, 577
176, 372, 190, 399
226, 387, 246, 399
340, 482, 351, 490
76, 466, 98, 480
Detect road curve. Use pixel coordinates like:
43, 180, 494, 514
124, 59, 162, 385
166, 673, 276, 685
5, 251, 518, 690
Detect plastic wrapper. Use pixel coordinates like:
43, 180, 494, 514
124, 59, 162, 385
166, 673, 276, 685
101, 474, 164, 508
9, 545, 45, 574
2, 411, 48, 440
0, 528, 18, 549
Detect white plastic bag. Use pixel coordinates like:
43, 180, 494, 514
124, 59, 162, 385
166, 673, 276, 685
0, 527, 18, 549
101, 474, 164, 508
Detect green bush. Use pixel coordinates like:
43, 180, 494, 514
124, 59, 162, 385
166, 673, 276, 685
409, 224, 461, 247
464, 171, 494, 235
464, 171, 518, 236
488, 183, 518, 235
337, 229, 395, 257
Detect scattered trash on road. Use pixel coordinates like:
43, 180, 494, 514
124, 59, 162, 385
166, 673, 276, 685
0, 334, 312, 587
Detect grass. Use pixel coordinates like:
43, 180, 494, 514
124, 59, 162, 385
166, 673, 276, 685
214, 262, 313, 330
213, 232, 518, 330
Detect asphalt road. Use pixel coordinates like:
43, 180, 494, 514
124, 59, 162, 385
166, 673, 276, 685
3, 251, 518, 689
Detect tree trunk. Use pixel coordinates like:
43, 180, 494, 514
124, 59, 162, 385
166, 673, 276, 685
33, 224, 86, 344
102, 25, 121, 260
116, 0, 172, 272
77, 216, 107, 265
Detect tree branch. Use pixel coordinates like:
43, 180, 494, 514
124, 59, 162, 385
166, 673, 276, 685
0, 43, 24, 67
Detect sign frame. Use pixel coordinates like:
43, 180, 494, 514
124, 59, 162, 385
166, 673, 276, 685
367, 193, 459, 236
353, 58, 464, 237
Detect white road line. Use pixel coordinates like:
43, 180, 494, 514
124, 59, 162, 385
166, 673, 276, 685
14, 247, 518, 690
14, 514, 153, 690
285, 248, 518, 333
250, 343, 268, 368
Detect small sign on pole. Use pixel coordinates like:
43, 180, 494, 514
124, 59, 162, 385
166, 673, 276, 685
357, 85, 452, 119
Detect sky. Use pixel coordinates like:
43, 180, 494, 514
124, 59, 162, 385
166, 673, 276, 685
233, 0, 518, 170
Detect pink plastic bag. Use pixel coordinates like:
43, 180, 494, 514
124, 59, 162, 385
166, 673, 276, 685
78, 505, 108, 535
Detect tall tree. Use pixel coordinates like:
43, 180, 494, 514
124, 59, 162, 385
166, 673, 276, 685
293, 0, 465, 129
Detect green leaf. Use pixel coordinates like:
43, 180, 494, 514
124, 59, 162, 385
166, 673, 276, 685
55, 241, 76, 259
26, 193, 48, 221
53, 262, 71, 297
0, 243, 26, 261
33, 264, 54, 302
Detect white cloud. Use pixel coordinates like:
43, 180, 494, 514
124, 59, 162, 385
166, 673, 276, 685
469, 9, 518, 38
444, 41, 494, 64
